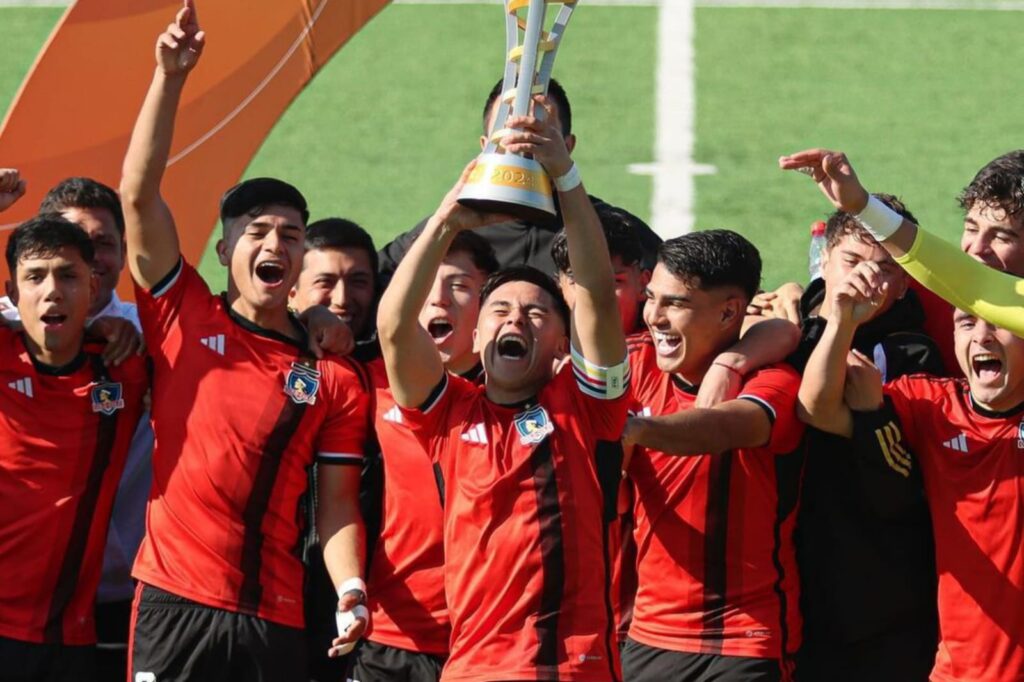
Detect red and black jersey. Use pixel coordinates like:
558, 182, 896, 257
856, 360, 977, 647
626, 333, 805, 660
132, 259, 370, 628
401, 357, 630, 681
364, 357, 451, 655
0, 329, 147, 645
853, 375, 1024, 681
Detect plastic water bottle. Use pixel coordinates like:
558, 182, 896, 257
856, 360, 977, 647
808, 221, 827, 281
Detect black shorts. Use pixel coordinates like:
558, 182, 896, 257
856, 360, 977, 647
129, 583, 308, 682
347, 639, 446, 682
0, 636, 95, 682
621, 638, 791, 682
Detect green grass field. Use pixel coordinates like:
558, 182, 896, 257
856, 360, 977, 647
2, 3, 1022, 291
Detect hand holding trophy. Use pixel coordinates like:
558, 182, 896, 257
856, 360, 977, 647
457, 0, 579, 224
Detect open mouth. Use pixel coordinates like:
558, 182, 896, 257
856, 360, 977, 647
972, 352, 1003, 382
41, 313, 67, 327
652, 330, 681, 356
427, 318, 453, 340
255, 261, 286, 285
496, 334, 528, 360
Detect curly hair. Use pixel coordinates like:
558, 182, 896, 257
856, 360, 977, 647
958, 150, 1024, 217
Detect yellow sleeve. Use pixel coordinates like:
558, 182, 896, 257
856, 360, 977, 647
896, 228, 1024, 337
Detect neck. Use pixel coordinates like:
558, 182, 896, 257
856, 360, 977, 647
89, 290, 114, 318
24, 334, 83, 369
446, 352, 480, 377
486, 379, 545, 406
973, 389, 1024, 415
228, 292, 298, 340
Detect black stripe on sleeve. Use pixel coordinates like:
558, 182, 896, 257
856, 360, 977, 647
700, 451, 733, 655
529, 438, 566, 676
238, 399, 309, 612
44, 355, 119, 643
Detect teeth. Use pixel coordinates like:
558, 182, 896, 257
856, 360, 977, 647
974, 353, 998, 363
653, 331, 680, 343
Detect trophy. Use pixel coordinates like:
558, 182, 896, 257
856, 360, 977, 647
457, 0, 579, 224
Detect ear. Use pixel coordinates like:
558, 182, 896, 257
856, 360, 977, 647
479, 135, 489, 151
637, 269, 651, 298
557, 333, 569, 356
564, 134, 577, 155
472, 327, 481, 354
216, 238, 229, 267
5, 279, 17, 306
720, 295, 742, 328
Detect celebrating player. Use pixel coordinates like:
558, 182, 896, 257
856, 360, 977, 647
782, 197, 943, 681
377, 98, 629, 680
0, 215, 147, 682
798, 258, 1024, 681
120, 3, 371, 679
620, 230, 805, 681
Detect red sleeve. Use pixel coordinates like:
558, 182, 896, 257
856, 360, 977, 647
399, 373, 476, 462
133, 258, 215, 345
736, 364, 804, 453
880, 374, 923, 448
315, 359, 372, 466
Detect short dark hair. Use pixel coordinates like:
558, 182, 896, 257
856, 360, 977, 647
305, 217, 379, 286
825, 193, 917, 252
482, 77, 572, 137
39, 177, 125, 236
480, 265, 570, 331
220, 177, 309, 227
657, 229, 761, 301
448, 231, 499, 277
958, 150, 1024, 218
551, 204, 645, 276
6, 213, 95, 278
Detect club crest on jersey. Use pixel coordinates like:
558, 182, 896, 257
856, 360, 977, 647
515, 405, 554, 446
90, 382, 124, 416
284, 362, 320, 406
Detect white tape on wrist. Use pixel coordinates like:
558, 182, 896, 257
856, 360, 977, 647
554, 163, 582, 192
334, 604, 370, 656
854, 195, 903, 242
338, 577, 367, 599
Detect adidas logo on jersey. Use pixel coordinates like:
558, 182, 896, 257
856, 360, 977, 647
942, 433, 968, 453
382, 405, 403, 424
200, 334, 225, 355
460, 423, 488, 445
7, 377, 33, 397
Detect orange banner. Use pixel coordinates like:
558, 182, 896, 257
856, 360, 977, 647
0, 0, 390, 299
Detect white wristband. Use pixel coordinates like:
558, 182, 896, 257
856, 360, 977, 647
338, 577, 367, 599
553, 163, 582, 192
854, 195, 903, 242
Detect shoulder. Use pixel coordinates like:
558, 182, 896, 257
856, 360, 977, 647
885, 373, 964, 403
108, 354, 149, 386
319, 354, 373, 393
745, 362, 801, 386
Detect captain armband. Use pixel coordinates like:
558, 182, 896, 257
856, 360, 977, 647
571, 346, 630, 400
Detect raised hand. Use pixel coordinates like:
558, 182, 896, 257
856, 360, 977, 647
501, 96, 573, 178
830, 260, 888, 327
0, 169, 27, 213
155, 0, 205, 76
431, 159, 514, 234
779, 149, 869, 215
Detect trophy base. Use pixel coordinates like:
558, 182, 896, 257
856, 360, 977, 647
457, 153, 558, 226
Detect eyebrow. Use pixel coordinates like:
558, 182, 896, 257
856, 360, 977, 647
248, 220, 304, 232
645, 287, 689, 304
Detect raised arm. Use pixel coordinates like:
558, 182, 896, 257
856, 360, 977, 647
696, 317, 801, 407
504, 98, 625, 366
376, 162, 503, 407
119, 0, 205, 289
797, 261, 889, 437
780, 148, 1024, 336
